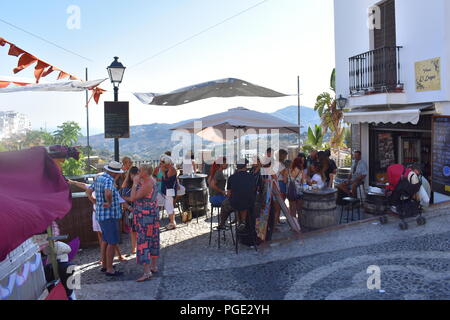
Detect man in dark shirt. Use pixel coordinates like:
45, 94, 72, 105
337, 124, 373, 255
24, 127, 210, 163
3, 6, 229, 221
219, 160, 256, 231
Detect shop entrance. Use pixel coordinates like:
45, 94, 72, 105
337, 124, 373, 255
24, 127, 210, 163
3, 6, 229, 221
368, 115, 432, 188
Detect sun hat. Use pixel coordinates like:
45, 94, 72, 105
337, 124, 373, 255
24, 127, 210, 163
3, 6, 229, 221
104, 161, 124, 174
160, 155, 174, 165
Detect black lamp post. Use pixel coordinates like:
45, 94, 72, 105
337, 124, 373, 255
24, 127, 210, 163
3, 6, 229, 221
107, 57, 126, 162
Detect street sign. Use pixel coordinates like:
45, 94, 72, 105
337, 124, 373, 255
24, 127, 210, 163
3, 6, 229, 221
104, 101, 130, 139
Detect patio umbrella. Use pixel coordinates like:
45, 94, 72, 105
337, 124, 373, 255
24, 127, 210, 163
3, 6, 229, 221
170, 107, 300, 143
133, 78, 289, 106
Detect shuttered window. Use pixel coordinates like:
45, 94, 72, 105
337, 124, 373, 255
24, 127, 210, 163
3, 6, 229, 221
374, 0, 396, 49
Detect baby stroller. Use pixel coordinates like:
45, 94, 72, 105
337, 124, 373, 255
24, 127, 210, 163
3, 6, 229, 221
380, 164, 426, 230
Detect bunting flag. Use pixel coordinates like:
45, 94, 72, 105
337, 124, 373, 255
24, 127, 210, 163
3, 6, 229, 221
0, 36, 104, 104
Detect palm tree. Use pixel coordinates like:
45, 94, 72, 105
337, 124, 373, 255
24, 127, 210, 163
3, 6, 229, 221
314, 68, 345, 164
303, 125, 324, 153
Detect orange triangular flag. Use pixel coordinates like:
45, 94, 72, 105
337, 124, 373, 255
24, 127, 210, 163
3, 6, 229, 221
57, 71, 70, 80
13, 53, 38, 74
8, 44, 25, 57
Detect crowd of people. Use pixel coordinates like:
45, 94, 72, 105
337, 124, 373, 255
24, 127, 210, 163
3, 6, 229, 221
66, 148, 361, 281
208, 148, 340, 233
69, 153, 186, 282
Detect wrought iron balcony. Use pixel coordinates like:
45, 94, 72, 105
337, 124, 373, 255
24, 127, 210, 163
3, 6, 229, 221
349, 46, 403, 95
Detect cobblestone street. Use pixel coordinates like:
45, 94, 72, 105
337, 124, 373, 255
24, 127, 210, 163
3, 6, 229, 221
74, 205, 450, 300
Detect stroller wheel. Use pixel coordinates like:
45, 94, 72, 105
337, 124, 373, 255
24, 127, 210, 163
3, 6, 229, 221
380, 216, 388, 225
399, 221, 408, 230
417, 217, 426, 226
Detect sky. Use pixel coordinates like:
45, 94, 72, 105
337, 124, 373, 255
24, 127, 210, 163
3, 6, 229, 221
0, 0, 335, 135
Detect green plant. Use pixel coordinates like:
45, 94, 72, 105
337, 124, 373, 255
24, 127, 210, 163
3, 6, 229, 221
61, 152, 86, 177
53, 121, 82, 146
304, 125, 324, 150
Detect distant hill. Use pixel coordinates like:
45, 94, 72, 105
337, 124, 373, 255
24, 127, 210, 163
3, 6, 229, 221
271, 106, 321, 131
79, 105, 320, 160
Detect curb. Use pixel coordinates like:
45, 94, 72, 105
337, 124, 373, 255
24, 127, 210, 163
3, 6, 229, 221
265, 206, 450, 248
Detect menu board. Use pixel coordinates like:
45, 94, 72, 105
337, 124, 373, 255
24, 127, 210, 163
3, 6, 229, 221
432, 116, 450, 196
104, 102, 130, 139
378, 133, 395, 169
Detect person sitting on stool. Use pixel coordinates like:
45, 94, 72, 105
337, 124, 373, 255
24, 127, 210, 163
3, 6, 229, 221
218, 159, 256, 232
337, 151, 367, 198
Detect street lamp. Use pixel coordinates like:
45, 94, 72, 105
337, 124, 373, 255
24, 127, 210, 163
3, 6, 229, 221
107, 57, 126, 162
336, 94, 348, 110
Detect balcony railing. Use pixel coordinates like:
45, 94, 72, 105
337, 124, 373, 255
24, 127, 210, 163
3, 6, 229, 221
349, 46, 403, 95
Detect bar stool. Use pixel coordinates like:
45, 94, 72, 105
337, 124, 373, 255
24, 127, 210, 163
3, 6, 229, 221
235, 208, 258, 254
208, 204, 235, 249
339, 183, 365, 224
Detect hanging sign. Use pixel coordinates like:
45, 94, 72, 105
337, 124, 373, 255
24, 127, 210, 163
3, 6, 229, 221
104, 102, 130, 139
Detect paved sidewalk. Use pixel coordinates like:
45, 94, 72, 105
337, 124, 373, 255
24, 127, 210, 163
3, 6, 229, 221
74, 204, 450, 300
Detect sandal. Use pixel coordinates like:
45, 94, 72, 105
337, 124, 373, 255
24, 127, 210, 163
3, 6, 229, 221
136, 272, 152, 282
106, 271, 123, 277
166, 223, 177, 230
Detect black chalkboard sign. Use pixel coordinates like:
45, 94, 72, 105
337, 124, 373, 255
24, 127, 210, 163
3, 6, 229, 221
104, 101, 130, 139
432, 116, 450, 196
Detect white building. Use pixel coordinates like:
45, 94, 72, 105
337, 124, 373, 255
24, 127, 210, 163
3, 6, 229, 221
0, 111, 32, 140
334, 0, 450, 203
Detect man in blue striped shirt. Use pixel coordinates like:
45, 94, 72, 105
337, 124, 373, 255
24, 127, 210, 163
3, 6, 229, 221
87, 161, 124, 277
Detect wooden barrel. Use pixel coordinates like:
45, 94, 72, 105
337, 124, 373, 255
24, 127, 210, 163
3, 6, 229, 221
300, 189, 338, 230
334, 167, 351, 185
57, 193, 99, 249
178, 174, 208, 217
364, 192, 389, 215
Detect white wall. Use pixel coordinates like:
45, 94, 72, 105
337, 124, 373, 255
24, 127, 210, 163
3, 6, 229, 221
335, 0, 450, 110
334, 0, 373, 98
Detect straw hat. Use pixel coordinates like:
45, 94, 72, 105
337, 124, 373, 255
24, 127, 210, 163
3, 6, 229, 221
104, 161, 124, 174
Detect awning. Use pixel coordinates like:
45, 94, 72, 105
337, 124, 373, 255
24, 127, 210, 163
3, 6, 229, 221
133, 78, 289, 106
344, 105, 433, 125
0, 79, 107, 93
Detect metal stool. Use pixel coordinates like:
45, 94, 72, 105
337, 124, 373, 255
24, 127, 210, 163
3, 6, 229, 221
340, 197, 361, 223
235, 209, 258, 254
209, 204, 235, 248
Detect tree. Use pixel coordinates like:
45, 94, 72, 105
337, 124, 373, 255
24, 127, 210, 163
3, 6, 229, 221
53, 121, 82, 146
303, 125, 324, 153
314, 68, 345, 150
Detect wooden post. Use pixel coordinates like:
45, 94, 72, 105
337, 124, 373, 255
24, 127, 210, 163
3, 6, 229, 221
47, 226, 59, 280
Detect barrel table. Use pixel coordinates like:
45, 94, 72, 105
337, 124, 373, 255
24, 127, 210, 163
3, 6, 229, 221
364, 192, 389, 216
334, 167, 351, 186
178, 174, 208, 218
300, 188, 338, 231
57, 192, 99, 249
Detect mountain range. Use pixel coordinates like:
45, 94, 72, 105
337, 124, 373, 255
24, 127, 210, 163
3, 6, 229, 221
79, 105, 321, 160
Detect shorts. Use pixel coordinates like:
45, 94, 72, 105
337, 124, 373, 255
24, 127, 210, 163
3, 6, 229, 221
92, 211, 101, 232
210, 195, 227, 207
98, 219, 120, 245
157, 193, 175, 215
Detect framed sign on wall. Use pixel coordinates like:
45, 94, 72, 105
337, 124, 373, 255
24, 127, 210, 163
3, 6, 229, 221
415, 57, 441, 92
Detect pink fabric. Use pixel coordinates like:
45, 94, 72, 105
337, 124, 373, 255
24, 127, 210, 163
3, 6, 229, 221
0, 147, 72, 261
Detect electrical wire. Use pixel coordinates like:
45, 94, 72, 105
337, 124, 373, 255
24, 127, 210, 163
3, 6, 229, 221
129, 0, 270, 69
